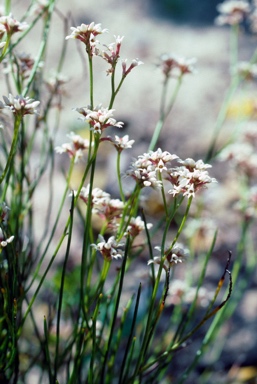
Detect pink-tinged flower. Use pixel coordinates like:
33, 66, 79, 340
0, 202, 10, 225
75, 185, 110, 206
167, 158, 216, 198
121, 58, 143, 77
215, 0, 251, 26
91, 235, 124, 261
0, 94, 40, 116
15, 52, 36, 80
74, 184, 124, 224
158, 53, 197, 79
125, 216, 152, 238
66, 22, 107, 56
96, 35, 124, 75
148, 243, 189, 269
55, 131, 91, 163
0, 228, 14, 248
75, 105, 124, 135
45, 73, 69, 95
103, 134, 135, 152
0, 14, 28, 36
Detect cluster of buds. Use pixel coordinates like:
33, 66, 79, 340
96, 35, 124, 75
0, 94, 40, 117
158, 53, 196, 79
75, 105, 124, 135
55, 132, 91, 163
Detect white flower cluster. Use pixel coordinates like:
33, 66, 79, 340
168, 158, 217, 198
91, 235, 124, 261
215, 0, 251, 26
127, 149, 216, 198
0, 94, 40, 116
0, 14, 28, 37
75, 105, 124, 135
148, 243, 189, 269
66, 22, 107, 56
55, 132, 91, 163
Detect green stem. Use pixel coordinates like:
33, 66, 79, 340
53, 194, 75, 383
100, 237, 130, 383
169, 195, 193, 250
0, 115, 21, 186
117, 151, 125, 202
148, 75, 182, 151
22, 0, 56, 97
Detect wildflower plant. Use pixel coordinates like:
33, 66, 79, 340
4, 0, 257, 383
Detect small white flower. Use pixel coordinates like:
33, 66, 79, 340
148, 243, 189, 268
0, 14, 28, 35
0, 94, 40, 116
75, 105, 124, 135
91, 235, 124, 261
0, 228, 14, 248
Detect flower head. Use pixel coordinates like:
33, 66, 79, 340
158, 53, 196, 79
66, 22, 107, 56
96, 35, 124, 75
0, 94, 40, 116
167, 158, 216, 198
75, 185, 124, 227
75, 105, 124, 135
102, 134, 134, 152
215, 0, 251, 26
148, 243, 189, 269
55, 131, 91, 163
127, 149, 178, 189
91, 235, 124, 261
0, 14, 28, 36
124, 216, 152, 238
121, 58, 143, 77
